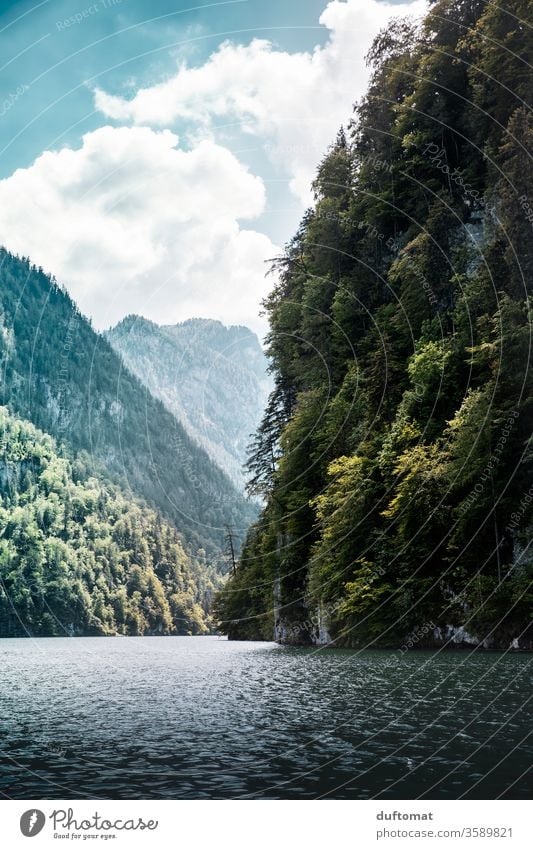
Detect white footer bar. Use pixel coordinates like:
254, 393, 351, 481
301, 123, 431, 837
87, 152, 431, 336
2, 799, 530, 849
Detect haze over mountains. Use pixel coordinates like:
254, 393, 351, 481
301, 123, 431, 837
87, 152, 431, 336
0, 248, 260, 635
106, 316, 271, 490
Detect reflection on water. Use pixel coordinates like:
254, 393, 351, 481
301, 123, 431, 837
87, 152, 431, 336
0, 636, 530, 799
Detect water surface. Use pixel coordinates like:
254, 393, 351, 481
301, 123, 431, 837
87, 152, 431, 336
0, 636, 530, 799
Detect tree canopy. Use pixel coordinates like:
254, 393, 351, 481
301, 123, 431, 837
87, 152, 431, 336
215, 0, 533, 649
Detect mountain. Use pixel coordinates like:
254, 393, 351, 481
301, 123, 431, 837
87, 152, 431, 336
214, 0, 533, 650
0, 249, 257, 558
106, 316, 271, 490
0, 407, 218, 636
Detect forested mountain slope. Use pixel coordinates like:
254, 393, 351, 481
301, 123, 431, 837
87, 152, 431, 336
107, 316, 271, 490
0, 408, 218, 636
0, 249, 257, 558
215, 0, 533, 649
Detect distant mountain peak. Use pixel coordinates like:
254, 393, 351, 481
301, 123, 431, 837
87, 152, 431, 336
0, 249, 257, 558
107, 315, 272, 490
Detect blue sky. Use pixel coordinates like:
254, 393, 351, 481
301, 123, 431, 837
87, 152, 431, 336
0, 0, 331, 178
0, 0, 423, 334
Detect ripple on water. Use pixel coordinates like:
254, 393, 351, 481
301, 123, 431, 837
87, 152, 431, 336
0, 637, 531, 799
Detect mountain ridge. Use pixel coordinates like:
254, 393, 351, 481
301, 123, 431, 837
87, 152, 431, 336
0, 248, 257, 559
106, 313, 272, 490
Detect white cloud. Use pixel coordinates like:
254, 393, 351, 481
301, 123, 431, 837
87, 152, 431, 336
0, 0, 427, 337
94, 0, 426, 204
0, 125, 277, 334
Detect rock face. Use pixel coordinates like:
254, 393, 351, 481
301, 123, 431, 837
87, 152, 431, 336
0, 249, 257, 558
107, 316, 272, 490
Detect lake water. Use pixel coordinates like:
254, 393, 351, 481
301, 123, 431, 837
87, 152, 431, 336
0, 636, 530, 799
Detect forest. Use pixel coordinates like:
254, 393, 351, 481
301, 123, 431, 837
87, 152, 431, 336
0, 407, 218, 636
214, 0, 533, 649
0, 248, 257, 559
0, 248, 258, 635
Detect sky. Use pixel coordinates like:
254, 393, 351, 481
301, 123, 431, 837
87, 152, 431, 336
0, 0, 425, 336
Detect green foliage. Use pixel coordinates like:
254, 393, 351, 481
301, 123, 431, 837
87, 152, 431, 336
215, 0, 533, 648
0, 256, 257, 558
0, 408, 219, 636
